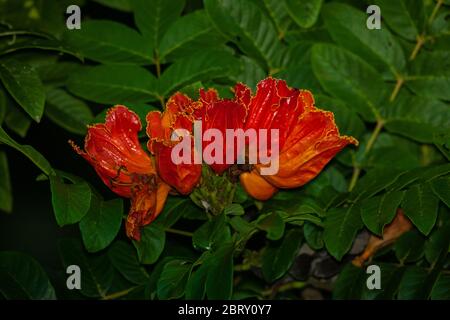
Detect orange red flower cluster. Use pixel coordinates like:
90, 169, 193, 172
71, 78, 357, 240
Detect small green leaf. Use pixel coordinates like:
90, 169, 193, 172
224, 203, 245, 216
0, 251, 56, 300
133, 223, 166, 264
262, 229, 303, 282
0, 58, 45, 122
205, 243, 234, 299
108, 241, 149, 285
4, 104, 32, 138
285, 0, 323, 28
192, 215, 231, 251
256, 212, 285, 240
0, 150, 12, 213
157, 259, 191, 299
79, 195, 123, 253
361, 191, 405, 236
50, 173, 92, 227
304, 222, 324, 250
402, 183, 439, 235
324, 204, 363, 260
67, 65, 158, 104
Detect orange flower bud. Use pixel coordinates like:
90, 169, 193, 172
239, 169, 277, 201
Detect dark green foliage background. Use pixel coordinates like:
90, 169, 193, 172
0, 0, 449, 300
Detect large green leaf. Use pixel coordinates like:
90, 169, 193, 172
132, 0, 185, 53
0, 150, 12, 213
45, 87, 93, 135
159, 10, 225, 61
350, 167, 404, 201
256, 212, 285, 240
50, 172, 92, 227
4, 104, 32, 138
67, 65, 158, 104
0, 126, 53, 175
159, 50, 239, 96
262, 0, 292, 37
424, 224, 450, 267
311, 43, 385, 121
204, 0, 283, 70
261, 229, 303, 282
322, 2, 405, 76
157, 259, 191, 299
332, 263, 365, 299
108, 241, 149, 285
133, 223, 166, 264
0, 58, 45, 122
79, 195, 123, 253
395, 230, 426, 263
324, 204, 363, 260
361, 191, 405, 236
401, 183, 439, 235
406, 51, 450, 101
285, 0, 323, 29
92, 0, 132, 11
58, 238, 114, 298
192, 215, 231, 251
205, 243, 235, 299
0, 251, 56, 300
64, 20, 152, 65
373, 0, 424, 41
382, 91, 450, 143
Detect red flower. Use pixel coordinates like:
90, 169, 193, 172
146, 93, 202, 194
239, 78, 358, 200
192, 83, 251, 174
70, 106, 170, 241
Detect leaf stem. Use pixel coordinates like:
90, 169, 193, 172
428, 0, 443, 25
389, 77, 404, 102
409, 34, 425, 61
165, 227, 193, 237
101, 286, 140, 300
262, 281, 306, 297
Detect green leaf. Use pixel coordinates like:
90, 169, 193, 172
45, 88, 93, 135
262, 229, 303, 282
402, 183, 439, 235
205, 243, 235, 299
0, 126, 53, 175
332, 263, 365, 299
204, 0, 283, 70
434, 131, 450, 161
324, 204, 363, 260
350, 167, 404, 201
395, 230, 426, 263
232, 56, 266, 91
431, 274, 450, 299
4, 104, 32, 138
388, 164, 450, 191
382, 92, 450, 143
262, 0, 292, 37
58, 238, 113, 298
64, 20, 152, 65
67, 65, 158, 104
361, 191, 405, 236
430, 176, 450, 208
50, 173, 92, 227
406, 51, 450, 101
256, 212, 286, 240
397, 266, 442, 300
373, 0, 424, 41
185, 264, 208, 300
303, 222, 323, 250
157, 259, 191, 299
133, 223, 166, 264
0, 251, 56, 300
361, 263, 406, 300
192, 215, 231, 251
132, 0, 185, 51
224, 203, 245, 216
92, 0, 132, 11
159, 49, 239, 96
0, 58, 45, 122
0, 38, 83, 61
108, 241, 149, 285
79, 195, 123, 253
311, 43, 385, 121
322, 2, 405, 76
0, 151, 12, 213
285, 0, 323, 29
424, 224, 450, 267
156, 197, 201, 228
159, 10, 225, 61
